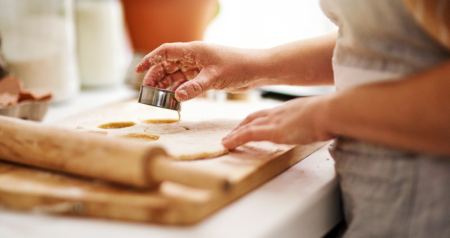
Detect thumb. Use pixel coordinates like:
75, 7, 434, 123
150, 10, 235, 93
175, 68, 217, 101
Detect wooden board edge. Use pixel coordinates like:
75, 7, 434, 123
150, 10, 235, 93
177, 141, 329, 224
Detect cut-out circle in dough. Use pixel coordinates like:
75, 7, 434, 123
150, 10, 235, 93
98, 122, 136, 129
75, 116, 239, 160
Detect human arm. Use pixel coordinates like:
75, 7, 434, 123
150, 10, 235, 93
222, 59, 450, 156
135, 33, 336, 101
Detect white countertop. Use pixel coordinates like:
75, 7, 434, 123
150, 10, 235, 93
0, 85, 342, 238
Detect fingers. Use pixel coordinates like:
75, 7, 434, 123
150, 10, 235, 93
222, 116, 272, 149
222, 125, 275, 149
136, 42, 221, 101
162, 60, 180, 74
226, 110, 270, 138
170, 81, 184, 91
184, 69, 200, 80
143, 63, 165, 86
139, 43, 204, 89
135, 43, 201, 73
156, 75, 174, 89
237, 110, 270, 128
174, 68, 216, 101
143, 63, 200, 89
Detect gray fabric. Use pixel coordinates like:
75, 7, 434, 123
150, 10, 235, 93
318, 0, 450, 237
320, 0, 450, 76
329, 138, 450, 238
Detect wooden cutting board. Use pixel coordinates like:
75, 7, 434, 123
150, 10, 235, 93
0, 98, 326, 225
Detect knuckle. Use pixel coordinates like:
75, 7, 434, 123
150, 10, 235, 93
247, 111, 261, 120
248, 112, 258, 118
190, 41, 204, 51
160, 43, 171, 49
189, 80, 205, 94
244, 127, 257, 139
163, 76, 173, 85
208, 68, 221, 84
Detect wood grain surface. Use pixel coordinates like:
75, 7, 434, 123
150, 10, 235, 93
0, 99, 327, 224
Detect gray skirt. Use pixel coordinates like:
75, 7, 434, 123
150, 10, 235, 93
329, 137, 450, 238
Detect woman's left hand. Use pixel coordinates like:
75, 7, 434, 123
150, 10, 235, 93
222, 95, 335, 149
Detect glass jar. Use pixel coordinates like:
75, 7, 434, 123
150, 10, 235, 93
75, 0, 132, 88
0, 0, 79, 102
0, 35, 9, 80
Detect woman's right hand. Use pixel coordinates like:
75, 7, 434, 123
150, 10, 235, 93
135, 42, 269, 102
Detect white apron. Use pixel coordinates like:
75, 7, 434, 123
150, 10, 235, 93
319, 0, 450, 237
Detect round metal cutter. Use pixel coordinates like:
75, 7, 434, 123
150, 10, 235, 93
138, 85, 181, 111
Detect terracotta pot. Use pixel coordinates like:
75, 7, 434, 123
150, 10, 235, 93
121, 0, 219, 53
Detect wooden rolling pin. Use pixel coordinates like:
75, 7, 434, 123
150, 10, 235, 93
0, 116, 230, 191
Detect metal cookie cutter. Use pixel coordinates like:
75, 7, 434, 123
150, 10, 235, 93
138, 85, 181, 111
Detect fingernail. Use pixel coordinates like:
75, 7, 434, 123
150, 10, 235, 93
223, 131, 235, 140
222, 135, 236, 148
221, 139, 232, 148
176, 90, 188, 101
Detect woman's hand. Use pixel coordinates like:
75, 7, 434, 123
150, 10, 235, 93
135, 33, 337, 101
223, 59, 450, 155
135, 42, 269, 102
221, 95, 335, 149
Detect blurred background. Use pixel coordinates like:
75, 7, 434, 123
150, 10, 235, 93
0, 0, 337, 105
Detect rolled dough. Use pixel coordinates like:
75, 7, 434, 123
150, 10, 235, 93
56, 99, 280, 160
77, 119, 238, 160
